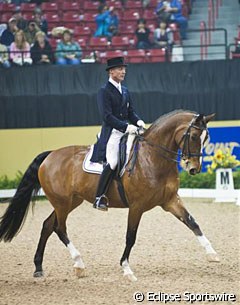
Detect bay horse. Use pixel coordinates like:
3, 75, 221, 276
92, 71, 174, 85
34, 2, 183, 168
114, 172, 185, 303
0, 110, 220, 282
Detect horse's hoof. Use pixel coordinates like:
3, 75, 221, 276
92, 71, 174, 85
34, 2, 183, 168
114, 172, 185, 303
74, 267, 86, 278
33, 271, 44, 278
124, 273, 137, 282
207, 253, 220, 262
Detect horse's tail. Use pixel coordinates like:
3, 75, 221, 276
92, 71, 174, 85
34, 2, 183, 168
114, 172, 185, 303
0, 151, 51, 242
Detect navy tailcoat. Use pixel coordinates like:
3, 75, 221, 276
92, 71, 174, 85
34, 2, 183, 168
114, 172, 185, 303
90, 81, 140, 163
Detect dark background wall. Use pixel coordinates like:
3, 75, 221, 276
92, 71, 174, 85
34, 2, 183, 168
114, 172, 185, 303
0, 60, 239, 129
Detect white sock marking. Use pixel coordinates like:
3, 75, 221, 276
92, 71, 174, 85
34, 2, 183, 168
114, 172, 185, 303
197, 235, 216, 254
122, 259, 134, 275
67, 242, 85, 269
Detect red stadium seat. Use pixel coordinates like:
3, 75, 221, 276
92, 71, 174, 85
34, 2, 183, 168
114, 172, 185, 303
0, 13, 12, 23
62, 12, 80, 27
83, 1, 99, 12
125, 1, 143, 10
89, 36, 109, 51
119, 24, 135, 36
143, 10, 157, 22
82, 12, 98, 25
73, 25, 92, 37
45, 13, 60, 29
61, 2, 80, 12
111, 36, 130, 49
146, 48, 166, 62
20, 3, 36, 13
127, 49, 146, 63
99, 49, 124, 63
122, 10, 141, 23
41, 3, 58, 13
0, 3, 16, 13
76, 37, 88, 49
106, 0, 122, 9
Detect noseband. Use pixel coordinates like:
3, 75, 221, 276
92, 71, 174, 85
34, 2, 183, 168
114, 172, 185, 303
140, 114, 208, 163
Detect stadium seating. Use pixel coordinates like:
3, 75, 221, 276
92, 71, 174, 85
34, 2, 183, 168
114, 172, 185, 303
127, 49, 146, 63
146, 49, 166, 62
89, 36, 109, 51
41, 3, 59, 13
20, 3, 36, 13
111, 36, 130, 49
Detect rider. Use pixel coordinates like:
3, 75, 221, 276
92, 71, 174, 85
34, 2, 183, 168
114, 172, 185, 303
90, 56, 145, 211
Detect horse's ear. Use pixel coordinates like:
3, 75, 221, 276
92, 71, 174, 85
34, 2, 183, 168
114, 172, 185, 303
204, 113, 216, 124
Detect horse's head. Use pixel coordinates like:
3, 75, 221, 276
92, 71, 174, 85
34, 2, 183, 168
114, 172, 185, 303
176, 113, 215, 175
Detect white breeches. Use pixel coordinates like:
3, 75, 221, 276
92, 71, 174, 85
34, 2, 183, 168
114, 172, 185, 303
106, 129, 135, 170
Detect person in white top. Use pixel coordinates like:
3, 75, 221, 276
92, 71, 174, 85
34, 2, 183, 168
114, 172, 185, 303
90, 56, 145, 211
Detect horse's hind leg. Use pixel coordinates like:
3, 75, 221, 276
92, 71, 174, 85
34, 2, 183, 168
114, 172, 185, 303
54, 203, 86, 278
163, 195, 220, 262
33, 211, 57, 277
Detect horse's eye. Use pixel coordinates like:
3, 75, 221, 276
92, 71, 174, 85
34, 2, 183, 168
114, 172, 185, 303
191, 134, 198, 141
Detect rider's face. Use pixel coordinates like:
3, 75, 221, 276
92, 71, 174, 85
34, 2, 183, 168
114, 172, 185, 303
109, 66, 126, 83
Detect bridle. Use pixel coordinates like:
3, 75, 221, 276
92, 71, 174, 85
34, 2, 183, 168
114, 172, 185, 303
138, 114, 208, 164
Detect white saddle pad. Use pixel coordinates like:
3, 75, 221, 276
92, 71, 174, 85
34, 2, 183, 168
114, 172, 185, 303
82, 135, 136, 176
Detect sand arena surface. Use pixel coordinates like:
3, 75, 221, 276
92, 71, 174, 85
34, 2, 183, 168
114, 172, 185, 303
0, 199, 239, 305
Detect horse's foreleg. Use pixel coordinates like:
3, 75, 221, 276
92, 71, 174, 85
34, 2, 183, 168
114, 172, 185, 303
55, 209, 86, 278
164, 196, 220, 262
120, 207, 143, 282
33, 211, 56, 277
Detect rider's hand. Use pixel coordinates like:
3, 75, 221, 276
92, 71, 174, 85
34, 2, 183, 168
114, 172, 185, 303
137, 120, 146, 128
126, 124, 138, 134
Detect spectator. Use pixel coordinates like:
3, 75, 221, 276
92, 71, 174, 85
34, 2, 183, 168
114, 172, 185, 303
153, 21, 173, 50
94, 4, 115, 39
33, 7, 48, 35
0, 17, 18, 48
135, 18, 152, 50
155, 0, 188, 40
10, 29, 32, 66
13, 6, 28, 31
24, 20, 40, 46
31, 31, 54, 64
108, 7, 119, 37
0, 42, 11, 68
55, 29, 82, 65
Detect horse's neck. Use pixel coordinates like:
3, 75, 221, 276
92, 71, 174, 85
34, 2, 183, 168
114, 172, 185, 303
146, 121, 178, 152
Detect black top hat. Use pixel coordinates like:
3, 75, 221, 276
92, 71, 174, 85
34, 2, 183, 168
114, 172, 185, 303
106, 56, 127, 71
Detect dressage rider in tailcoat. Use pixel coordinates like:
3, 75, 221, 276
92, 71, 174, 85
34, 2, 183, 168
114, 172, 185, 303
90, 56, 145, 211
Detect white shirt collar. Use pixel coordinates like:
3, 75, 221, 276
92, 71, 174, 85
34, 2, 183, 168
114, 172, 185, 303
109, 77, 122, 94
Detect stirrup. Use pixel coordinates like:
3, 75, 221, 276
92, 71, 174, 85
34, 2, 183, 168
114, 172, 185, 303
93, 195, 108, 211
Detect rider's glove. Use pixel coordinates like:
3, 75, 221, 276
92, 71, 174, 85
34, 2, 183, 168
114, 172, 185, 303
126, 124, 138, 134
137, 120, 146, 128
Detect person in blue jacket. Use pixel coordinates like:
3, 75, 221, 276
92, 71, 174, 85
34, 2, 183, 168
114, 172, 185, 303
155, 0, 188, 39
90, 57, 145, 211
94, 4, 118, 39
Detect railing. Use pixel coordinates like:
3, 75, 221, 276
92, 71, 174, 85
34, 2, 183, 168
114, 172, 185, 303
200, 21, 208, 60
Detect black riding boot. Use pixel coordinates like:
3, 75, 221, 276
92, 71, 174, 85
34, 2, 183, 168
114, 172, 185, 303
93, 164, 115, 211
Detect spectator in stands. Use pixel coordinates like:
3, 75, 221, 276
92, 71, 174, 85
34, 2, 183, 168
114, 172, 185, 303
94, 4, 115, 40
55, 29, 82, 65
108, 7, 119, 37
135, 18, 152, 50
0, 17, 18, 48
10, 29, 32, 66
153, 21, 173, 50
24, 20, 40, 46
33, 7, 48, 35
0, 42, 11, 68
31, 31, 54, 64
155, 0, 188, 40
13, 6, 28, 31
